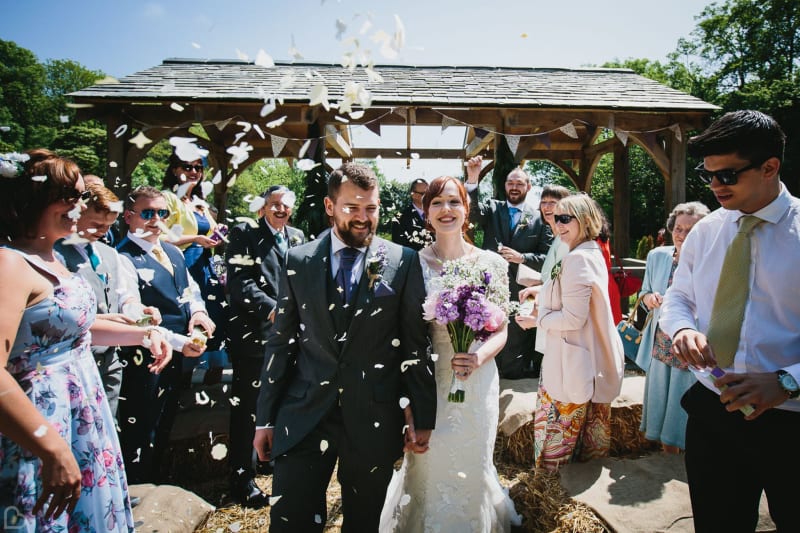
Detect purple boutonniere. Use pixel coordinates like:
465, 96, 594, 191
367, 244, 395, 297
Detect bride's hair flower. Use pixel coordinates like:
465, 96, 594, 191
0, 152, 30, 179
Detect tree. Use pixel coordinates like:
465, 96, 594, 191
0, 40, 50, 149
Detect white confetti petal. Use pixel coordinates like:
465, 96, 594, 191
255, 49, 275, 68
320, 440, 329, 453
210, 443, 228, 460
33, 425, 48, 438
399, 397, 410, 409
391, 339, 401, 347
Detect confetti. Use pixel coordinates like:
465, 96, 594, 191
400, 359, 419, 372
170, 102, 185, 112
399, 397, 410, 409
129, 131, 152, 150
195, 391, 210, 405
33, 425, 48, 438
255, 49, 275, 68
210, 443, 228, 460
391, 339, 401, 347
320, 440, 329, 453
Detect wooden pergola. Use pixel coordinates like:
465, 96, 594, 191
69, 59, 718, 257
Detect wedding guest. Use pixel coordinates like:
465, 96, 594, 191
517, 194, 624, 470
225, 185, 305, 508
636, 201, 709, 453
0, 149, 170, 532
161, 149, 228, 386
116, 186, 212, 483
391, 178, 429, 250
466, 155, 553, 378
381, 176, 521, 531
596, 212, 623, 324
55, 183, 163, 418
253, 163, 437, 532
661, 110, 800, 532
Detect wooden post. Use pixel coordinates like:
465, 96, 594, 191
666, 131, 687, 212
492, 135, 515, 201
295, 120, 328, 238
105, 113, 130, 201
612, 141, 630, 260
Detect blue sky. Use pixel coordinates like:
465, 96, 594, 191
3, 0, 709, 183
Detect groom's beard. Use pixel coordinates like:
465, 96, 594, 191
335, 219, 375, 248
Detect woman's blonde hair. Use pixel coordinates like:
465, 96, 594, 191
557, 194, 604, 243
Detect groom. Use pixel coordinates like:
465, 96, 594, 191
253, 163, 437, 532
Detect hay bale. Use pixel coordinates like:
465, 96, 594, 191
610, 402, 658, 456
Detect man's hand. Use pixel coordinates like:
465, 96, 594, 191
253, 427, 274, 462
714, 371, 791, 420
143, 306, 162, 326
498, 245, 524, 264
146, 330, 172, 374
402, 406, 431, 454
465, 155, 483, 184
671, 329, 715, 368
189, 311, 216, 336
181, 341, 206, 358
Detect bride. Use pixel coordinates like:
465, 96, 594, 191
381, 176, 522, 532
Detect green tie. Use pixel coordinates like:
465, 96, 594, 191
706, 215, 763, 368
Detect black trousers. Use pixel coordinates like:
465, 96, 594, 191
228, 354, 265, 479
118, 350, 183, 483
682, 382, 800, 532
269, 405, 395, 533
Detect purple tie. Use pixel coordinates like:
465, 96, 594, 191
336, 247, 359, 304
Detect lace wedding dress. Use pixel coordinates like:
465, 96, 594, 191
380, 250, 521, 532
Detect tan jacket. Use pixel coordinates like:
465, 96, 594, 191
538, 240, 624, 404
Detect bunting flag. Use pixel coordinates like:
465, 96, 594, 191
271, 135, 288, 157
540, 132, 552, 150
474, 127, 489, 139
669, 123, 682, 142
393, 107, 408, 120
505, 134, 521, 157
214, 118, 233, 131
560, 122, 579, 139
441, 115, 460, 133
365, 120, 382, 137
616, 130, 629, 146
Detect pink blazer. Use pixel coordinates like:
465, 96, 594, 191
537, 240, 624, 404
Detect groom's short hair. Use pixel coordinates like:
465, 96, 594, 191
328, 162, 378, 201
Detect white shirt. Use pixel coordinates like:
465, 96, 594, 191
265, 219, 287, 240
660, 184, 800, 411
330, 231, 366, 283
124, 232, 207, 351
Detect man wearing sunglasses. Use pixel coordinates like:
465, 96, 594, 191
391, 178, 431, 251
465, 156, 553, 379
115, 186, 215, 483
661, 110, 800, 533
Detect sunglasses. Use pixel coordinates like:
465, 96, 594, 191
130, 208, 170, 220
181, 164, 204, 172
695, 161, 762, 186
554, 214, 578, 225
62, 188, 92, 203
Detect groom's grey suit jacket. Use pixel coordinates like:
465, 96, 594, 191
256, 233, 437, 465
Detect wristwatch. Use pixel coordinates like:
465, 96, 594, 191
776, 370, 800, 399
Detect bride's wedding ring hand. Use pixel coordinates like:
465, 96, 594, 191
452, 352, 478, 381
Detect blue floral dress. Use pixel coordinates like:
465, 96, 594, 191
0, 250, 134, 532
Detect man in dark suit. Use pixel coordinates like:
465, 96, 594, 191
55, 184, 162, 420
225, 185, 306, 508
116, 186, 213, 483
253, 163, 437, 532
391, 178, 430, 250
466, 155, 553, 378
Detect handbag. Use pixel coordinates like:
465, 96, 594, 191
516, 263, 542, 287
613, 256, 643, 298
616, 294, 652, 359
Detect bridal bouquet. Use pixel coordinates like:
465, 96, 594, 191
422, 257, 510, 402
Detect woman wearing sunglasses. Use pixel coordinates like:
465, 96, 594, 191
516, 194, 624, 470
0, 149, 171, 531
161, 150, 228, 386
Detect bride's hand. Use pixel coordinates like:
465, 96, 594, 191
452, 352, 477, 380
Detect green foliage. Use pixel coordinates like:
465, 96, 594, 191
51, 122, 107, 175
224, 159, 307, 222
636, 235, 655, 260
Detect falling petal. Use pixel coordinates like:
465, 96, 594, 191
255, 49, 275, 68
191, 42, 202, 49
296, 159, 318, 171
391, 339, 401, 347
195, 391, 210, 405
399, 397, 410, 409
234, 216, 260, 229
170, 102, 185, 112
210, 443, 228, 460
320, 440, 329, 453
33, 425, 48, 438
269, 495, 282, 506
235, 49, 249, 61
211, 170, 222, 184
266, 116, 287, 129
249, 195, 266, 212
308, 83, 330, 111
400, 359, 419, 372
129, 131, 152, 149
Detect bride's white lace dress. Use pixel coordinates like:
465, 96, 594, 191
380, 250, 521, 532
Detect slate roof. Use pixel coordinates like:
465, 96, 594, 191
70, 59, 717, 112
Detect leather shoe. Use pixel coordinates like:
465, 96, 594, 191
230, 478, 269, 509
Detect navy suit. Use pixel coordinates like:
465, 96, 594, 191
469, 189, 553, 378
116, 237, 192, 483
391, 204, 428, 251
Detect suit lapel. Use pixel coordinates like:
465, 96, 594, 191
304, 234, 339, 354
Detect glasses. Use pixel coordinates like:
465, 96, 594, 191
695, 161, 762, 185
181, 164, 204, 172
554, 214, 578, 225
62, 188, 92, 204
411, 190, 426, 196
130, 208, 170, 220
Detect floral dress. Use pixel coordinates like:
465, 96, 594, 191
0, 250, 134, 532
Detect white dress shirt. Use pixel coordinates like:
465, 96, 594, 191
330, 231, 367, 283
660, 184, 800, 411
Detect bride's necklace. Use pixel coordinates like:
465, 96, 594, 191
430, 240, 472, 263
